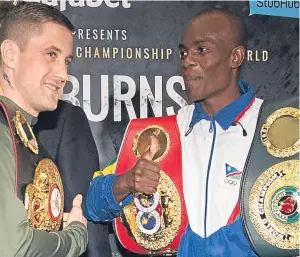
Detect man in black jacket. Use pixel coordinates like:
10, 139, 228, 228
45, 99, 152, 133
35, 100, 112, 257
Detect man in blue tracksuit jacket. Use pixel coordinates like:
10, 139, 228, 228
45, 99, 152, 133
84, 8, 262, 257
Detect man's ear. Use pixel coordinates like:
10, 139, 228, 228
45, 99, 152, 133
1, 39, 19, 70
230, 46, 245, 69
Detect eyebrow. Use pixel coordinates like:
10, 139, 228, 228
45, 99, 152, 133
193, 40, 207, 46
179, 39, 213, 49
46, 45, 73, 60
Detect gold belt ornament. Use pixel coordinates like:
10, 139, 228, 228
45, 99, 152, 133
13, 110, 39, 154
260, 107, 299, 158
121, 170, 182, 251
24, 158, 64, 232
132, 125, 171, 162
250, 160, 299, 249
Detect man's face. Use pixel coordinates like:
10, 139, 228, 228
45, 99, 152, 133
14, 21, 73, 114
180, 14, 235, 102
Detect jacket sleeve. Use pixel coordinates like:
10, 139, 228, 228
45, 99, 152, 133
84, 159, 133, 222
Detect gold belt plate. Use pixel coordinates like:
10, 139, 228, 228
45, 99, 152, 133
24, 158, 64, 232
249, 160, 299, 249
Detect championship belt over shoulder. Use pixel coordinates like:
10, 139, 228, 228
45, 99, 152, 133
114, 115, 187, 255
240, 96, 299, 257
0, 101, 64, 232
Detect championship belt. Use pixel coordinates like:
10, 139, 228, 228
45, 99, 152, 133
14, 111, 64, 232
24, 157, 64, 232
114, 116, 187, 255
240, 96, 299, 257
0, 102, 64, 232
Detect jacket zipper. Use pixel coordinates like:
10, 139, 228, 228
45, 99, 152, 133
204, 119, 217, 239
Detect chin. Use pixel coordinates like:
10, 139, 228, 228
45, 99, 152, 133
50, 102, 59, 111
186, 90, 207, 103
187, 94, 203, 103
42, 102, 58, 112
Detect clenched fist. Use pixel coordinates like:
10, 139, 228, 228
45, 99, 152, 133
113, 135, 161, 202
130, 135, 161, 194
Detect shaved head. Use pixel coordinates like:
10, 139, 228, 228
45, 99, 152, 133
189, 9, 248, 51
180, 8, 248, 106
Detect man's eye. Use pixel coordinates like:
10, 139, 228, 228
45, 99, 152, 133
197, 47, 208, 53
179, 50, 187, 59
65, 59, 71, 66
48, 52, 57, 58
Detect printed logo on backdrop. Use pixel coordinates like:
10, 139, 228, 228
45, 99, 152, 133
10, 0, 131, 11
249, 0, 300, 18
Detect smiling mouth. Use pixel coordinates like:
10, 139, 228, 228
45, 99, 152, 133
45, 84, 60, 92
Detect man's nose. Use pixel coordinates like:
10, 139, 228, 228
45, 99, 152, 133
181, 51, 197, 70
54, 60, 68, 84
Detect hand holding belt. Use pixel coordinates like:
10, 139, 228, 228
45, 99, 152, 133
114, 116, 187, 255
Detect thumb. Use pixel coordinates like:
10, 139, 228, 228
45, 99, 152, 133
72, 194, 83, 208
141, 135, 160, 161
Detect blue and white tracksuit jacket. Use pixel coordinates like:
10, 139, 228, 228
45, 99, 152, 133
177, 81, 263, 257
85, 81, 263, 257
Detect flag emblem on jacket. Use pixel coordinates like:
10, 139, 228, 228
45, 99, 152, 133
225, 164, 242, 186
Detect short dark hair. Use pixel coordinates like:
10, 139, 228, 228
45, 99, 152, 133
0, 1, 74, 52
195, 8, 248, 50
